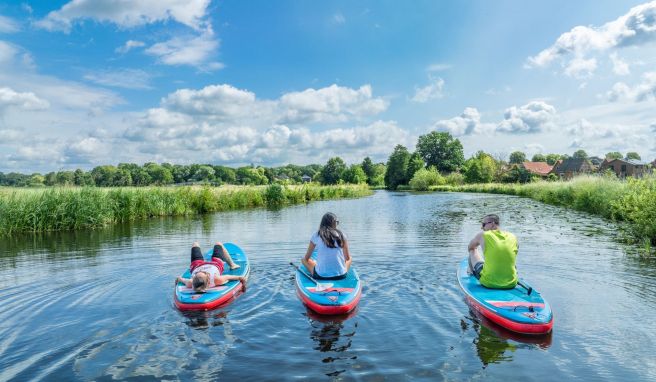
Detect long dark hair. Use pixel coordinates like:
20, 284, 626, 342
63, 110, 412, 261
318, 212, 343, 248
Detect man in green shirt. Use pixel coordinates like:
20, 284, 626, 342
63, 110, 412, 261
468, 214, 518, 289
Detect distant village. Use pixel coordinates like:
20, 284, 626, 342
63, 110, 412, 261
519, 156, 656, 180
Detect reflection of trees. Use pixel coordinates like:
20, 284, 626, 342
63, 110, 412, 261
306, 309, 358, 376
464, 309, 552, 368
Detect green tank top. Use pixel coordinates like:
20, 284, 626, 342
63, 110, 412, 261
480, 230, 518, 289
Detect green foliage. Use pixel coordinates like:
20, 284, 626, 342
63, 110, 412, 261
320, 157, 347, 185
409, 167, 445, 191
605, 151, 623, 160
406, 152, 425, 182
545, 154, 562, 165
385, 145, 411, 190
416, 131, 464, 173
444, 172, 465, 186
0, 184, 372, 235
572, 149, 588, 160
463, 151, 498, 184
361, 157, 375, 185
343, 164, 367, 184
503, 166, 535, 183
509, 151, 526, 164
531, 153, 546, 162
625, 152, 641, 161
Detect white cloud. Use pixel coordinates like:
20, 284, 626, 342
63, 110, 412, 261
145, 28, 222, 69
0, 40, 18, 63
527, 1, 656, 74
278, 84, 388, 124
426, 63, 451, 72
0, 15, 20, 33
115, 40, 145, 54
84, 68, 152, 89
606, 71, 656, 101
333, 13, 346, 24
433, 107, 492, 136
610, 52, 630, 75
162, 84, 257, 118
564, 57, 597, 78
497, 101, 557, 133
0, 87, 49, 110
0, 129, 23, 143
64, 137, 111, 164
411, 77, 445, 103
35, 0, 211, 32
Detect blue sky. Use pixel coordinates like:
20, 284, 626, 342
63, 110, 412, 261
0, 0, 655, 173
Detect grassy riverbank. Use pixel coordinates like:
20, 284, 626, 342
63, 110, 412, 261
431, 175, 656, 250
0, 184, 372, 235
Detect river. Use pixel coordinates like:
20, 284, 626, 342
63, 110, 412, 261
1, 191, 655, 381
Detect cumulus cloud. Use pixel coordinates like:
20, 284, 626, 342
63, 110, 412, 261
0, 40, 18, 63
84, 68, 152, 89
527, 2, 656, 74
162, 84, 258, 118
35, 0, 211, 32
433, 107, 491, 136
64, 137, 111, 164
564, 57, 597, 78
567, 118, 616, 139
411, 77, 445, 103
497, 101, 557, 133
606, 71, 656, 101
115, 40, 145, 54
279, 84, 387, 124
610, 52, 630, 75
145, 28, 222, 69
0, 87, 49, 110
0, 15, 20, 33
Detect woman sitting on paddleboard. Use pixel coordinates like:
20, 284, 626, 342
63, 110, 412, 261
302, 212, 352, 280
176, 242, 244, 293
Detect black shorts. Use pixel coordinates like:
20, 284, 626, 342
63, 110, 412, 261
470, 261, 484, 280
312, 270, 347, 280
190, 244, 224, 262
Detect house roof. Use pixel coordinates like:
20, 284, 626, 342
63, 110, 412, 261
603, 158, 646, 166
522, 161, 553, 176
552, 158, 591, 173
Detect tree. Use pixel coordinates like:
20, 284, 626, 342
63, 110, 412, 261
509, 151, 526, 164
572, 149, 588, 160
531, 153, 546, 162
320, 157, 347, 185
545, 154, 562, 165
343, 164, 367, 184
605, 151, 623, 160
384, 145, 411, 189
146, 163, 174, 185
361, 157, 376, 185
625, 152, 641, 161
236, 166, 268, 185
44, 171, 57, 186
74, 169, 94, 186
55, 171, 75, 186
213, 166, 237, 184
463, 151, 498, 183
91, 165, 118, 186
406, 152, 424, 182
415, 131, 464, 173
191, 165, 216, 182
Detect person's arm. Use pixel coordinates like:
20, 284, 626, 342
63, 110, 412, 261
215, 274, 246, 285
468, 232, 484, 266
342, 238, 351, 261
175, 276, 192, 288
301, 241, 316, 267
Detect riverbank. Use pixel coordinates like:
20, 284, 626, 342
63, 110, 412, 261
430, 175, 656, 252
0, 184, 372, 235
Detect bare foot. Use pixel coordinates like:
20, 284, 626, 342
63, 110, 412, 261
229, 263, 241, 270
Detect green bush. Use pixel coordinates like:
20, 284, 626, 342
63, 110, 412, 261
409, 167, 445, 191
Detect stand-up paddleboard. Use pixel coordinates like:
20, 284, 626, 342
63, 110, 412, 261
457, 258, 553, 334
294, 255, 362, 315
174, 243, 249, 311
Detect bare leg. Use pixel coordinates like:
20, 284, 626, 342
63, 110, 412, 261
468, 249, 484, 278
345, 257, 352, 272
214, 242, 240, 270
302, 257, 317, 276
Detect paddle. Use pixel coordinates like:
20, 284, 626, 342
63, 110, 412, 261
289, 262, 333, 291
518, 280, 533, 295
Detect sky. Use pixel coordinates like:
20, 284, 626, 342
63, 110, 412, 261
0, 0, 655, 173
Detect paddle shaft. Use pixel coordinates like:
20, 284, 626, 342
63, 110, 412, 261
518, 280, 533, 295
289, 262, 321, 286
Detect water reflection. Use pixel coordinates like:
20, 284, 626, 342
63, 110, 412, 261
179, 310, 230, 329
306, 308, 358, 377
463, 309, 552, 368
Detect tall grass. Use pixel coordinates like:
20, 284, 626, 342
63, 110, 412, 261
0, 184, 372, 235
431, 175, 656, 250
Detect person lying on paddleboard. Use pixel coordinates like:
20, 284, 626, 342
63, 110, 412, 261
175, 242, 244, 293
467, 214, 518, 289
302, 212, 352, 280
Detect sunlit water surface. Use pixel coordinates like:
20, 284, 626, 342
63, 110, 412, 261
1, 191, 655, 381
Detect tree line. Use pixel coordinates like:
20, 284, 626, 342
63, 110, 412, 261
0, 131, 648, 189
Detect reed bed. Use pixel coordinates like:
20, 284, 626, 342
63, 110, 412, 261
431, 175, 656, 249
0, 184, 372, 235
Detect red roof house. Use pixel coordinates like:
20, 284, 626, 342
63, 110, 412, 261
521, 161, 554, 177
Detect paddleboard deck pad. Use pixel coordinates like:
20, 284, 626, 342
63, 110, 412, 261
295, 258, 362, 315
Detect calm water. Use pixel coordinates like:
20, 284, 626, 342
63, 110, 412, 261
1, 191, 655, 381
